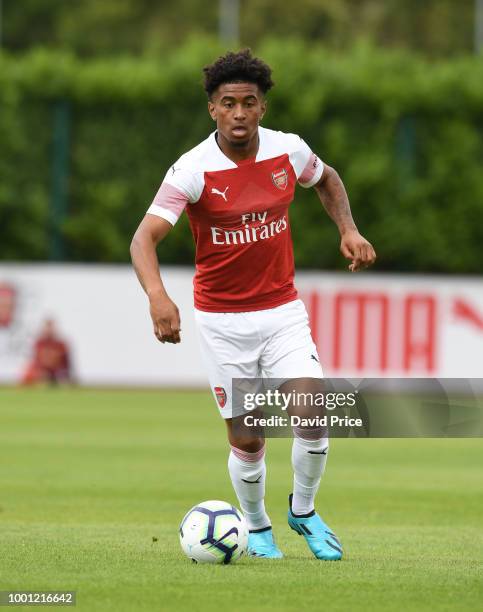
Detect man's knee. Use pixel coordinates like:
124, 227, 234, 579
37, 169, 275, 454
229, 436, 265, 453
225, 418, 265, 453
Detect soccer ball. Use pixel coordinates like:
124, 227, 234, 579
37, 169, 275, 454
179, 500, 248, 564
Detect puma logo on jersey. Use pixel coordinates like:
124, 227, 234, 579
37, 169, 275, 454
211, 186, 229, 201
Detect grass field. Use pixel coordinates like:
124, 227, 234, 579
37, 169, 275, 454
0, 389, 482, 611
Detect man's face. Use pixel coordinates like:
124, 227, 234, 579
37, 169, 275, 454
208, 82, 266, 148
42, 319, 56, 339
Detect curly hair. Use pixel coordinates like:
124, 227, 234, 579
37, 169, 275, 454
203, 49, 274, 98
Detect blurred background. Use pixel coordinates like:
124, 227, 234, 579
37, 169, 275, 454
1, 0, 483, 385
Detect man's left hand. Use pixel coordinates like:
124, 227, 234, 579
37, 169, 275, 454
340, 230, 376, 272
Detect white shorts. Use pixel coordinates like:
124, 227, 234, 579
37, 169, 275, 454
194, 299, 323, 419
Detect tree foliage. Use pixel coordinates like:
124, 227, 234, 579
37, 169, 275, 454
1, 39, 483, 272
2, 0, 478, 58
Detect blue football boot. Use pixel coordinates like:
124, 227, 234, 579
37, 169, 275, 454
247, 526, 284, 559
287, 494, 343, 560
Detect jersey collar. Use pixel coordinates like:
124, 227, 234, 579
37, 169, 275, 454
211, 128, 265, 167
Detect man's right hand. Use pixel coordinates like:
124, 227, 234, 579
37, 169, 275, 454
149, 294, 181, 344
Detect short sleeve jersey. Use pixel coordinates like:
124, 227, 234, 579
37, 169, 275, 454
147, 126, 323, 312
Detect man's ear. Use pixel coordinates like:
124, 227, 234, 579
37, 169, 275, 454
208, 101, 216, 121
260, 99, 267, 121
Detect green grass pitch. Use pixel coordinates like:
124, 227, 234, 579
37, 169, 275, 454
0, 389, 482, 611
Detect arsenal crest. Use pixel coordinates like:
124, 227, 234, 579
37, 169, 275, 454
214, 386, 227, 408
271, 168, 288, 190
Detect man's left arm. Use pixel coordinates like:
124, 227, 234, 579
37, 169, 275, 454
314, 165, 376, 272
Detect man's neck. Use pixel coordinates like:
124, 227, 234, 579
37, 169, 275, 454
215, 130, 259, 164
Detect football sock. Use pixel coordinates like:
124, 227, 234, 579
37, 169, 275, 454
291, 433, 329, 515
228, 445, 271, 531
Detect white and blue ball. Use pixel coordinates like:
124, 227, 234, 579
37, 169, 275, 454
179, 500, 248, 564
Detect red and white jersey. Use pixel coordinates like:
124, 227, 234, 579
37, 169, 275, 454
147, 126, 323, 312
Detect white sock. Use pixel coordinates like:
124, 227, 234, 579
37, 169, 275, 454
228, 445, 271, 531
291, 434, 329, 515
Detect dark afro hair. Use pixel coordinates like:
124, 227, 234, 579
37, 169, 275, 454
203, 49, 274, 98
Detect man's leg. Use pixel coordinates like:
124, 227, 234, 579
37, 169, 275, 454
259, 300, 343, 560
281, 380, 342, 560
291, 427, 329, 516
226, 420, 270, 531
194, 308, 282, 558
226, 418, 283, 558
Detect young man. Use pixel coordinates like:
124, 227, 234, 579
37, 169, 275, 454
21, 319, 73, 386
130, 49, 376, 560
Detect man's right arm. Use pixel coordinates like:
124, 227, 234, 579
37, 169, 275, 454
130, 215, 181, 344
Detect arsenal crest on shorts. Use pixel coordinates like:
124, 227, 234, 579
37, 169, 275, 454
271, 168, 288, 190
214, 386, 227, 408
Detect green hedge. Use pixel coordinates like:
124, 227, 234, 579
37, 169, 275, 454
1, 38, 483, 272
